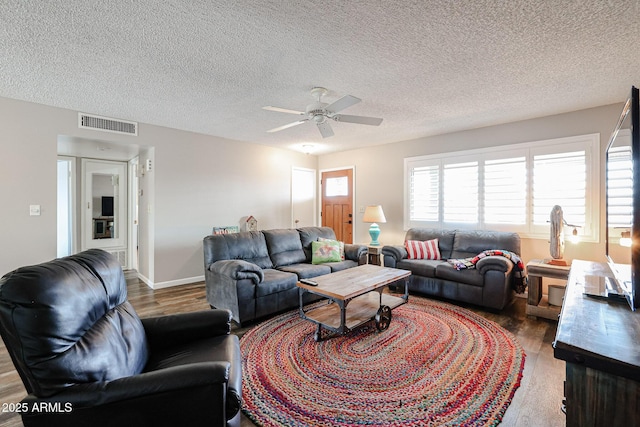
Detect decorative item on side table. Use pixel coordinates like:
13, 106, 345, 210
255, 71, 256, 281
548, 205, 581, 266
363, 205, 386, 246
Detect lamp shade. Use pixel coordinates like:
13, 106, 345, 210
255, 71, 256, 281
363, 205, 386, 223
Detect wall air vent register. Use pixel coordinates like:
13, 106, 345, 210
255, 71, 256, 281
78, 113, 138, 136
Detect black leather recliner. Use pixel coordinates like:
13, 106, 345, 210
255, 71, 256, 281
0, 249, 242, 427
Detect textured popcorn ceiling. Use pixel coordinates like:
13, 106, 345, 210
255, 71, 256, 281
1, 0, 639, 154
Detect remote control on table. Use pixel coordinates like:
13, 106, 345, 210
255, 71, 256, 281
300, 279, 318, 286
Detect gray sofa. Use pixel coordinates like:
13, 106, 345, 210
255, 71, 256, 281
382, 228, 522, 310
203, 227, 367, 326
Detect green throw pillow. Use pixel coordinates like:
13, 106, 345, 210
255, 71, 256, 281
318, 237, 345, 260
311, 240, 342, 264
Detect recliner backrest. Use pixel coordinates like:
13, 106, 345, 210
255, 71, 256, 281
0, 249, 148, 397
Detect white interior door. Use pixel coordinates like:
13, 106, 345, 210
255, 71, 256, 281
292, 167, 316, 228
81, 159, 128, 263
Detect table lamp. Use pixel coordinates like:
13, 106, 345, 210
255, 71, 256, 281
363, 205, 386, 246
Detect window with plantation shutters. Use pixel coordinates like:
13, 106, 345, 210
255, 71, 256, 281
404, 133, 599, 241
607, 144, 633, 228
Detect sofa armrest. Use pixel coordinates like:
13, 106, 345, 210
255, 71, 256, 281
382, 245, 407, 262
209, 259, 264, 285
141, 309, 232, 350
344, 243, 367, 262
476, 256, 514, 275
381, 245, 407, 268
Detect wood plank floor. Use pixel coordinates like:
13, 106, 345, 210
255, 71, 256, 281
0, 274, 566, 427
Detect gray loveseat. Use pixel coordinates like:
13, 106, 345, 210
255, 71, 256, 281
203, 227, 367, 326
382, 228, 522, 310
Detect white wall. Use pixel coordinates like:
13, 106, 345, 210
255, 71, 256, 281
0, 94, 628, 284
318, 103, 626, 265
0, 96, 316, 286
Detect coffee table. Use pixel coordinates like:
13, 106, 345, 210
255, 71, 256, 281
297, 264, 411, 341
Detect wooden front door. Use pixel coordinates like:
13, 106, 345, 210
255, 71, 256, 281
321, 169, 353, 244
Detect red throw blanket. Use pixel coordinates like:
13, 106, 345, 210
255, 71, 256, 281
447, 249, 527, 294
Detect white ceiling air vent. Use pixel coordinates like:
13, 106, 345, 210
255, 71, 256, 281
78, 113, 138, 136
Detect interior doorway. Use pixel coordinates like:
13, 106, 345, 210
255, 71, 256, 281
321, 168, 354, 243
57, 135, 146, 274
292, 167, 316, 228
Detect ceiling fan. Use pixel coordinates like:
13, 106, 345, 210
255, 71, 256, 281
263, 87, 383, 138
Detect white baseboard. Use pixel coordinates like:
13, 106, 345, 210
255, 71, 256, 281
152, 275, 205, 290
134, 271, 204, 290
137, 272, 153, 288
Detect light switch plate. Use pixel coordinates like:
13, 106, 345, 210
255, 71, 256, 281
29, 205, 41, 216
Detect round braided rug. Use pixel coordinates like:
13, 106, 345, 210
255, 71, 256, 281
240, 296, 525, 426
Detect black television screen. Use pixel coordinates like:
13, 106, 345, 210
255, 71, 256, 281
101, 196, 114, 217
606, 86, 640, 311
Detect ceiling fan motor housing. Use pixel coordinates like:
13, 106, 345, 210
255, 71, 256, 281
306, 102, 328, 123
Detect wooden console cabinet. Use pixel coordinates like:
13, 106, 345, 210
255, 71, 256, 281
554, 260, 640, 426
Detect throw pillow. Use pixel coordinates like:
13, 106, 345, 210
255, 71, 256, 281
311, 240, 342, 264
318, 237, 345, 260
405, 238, 441, 260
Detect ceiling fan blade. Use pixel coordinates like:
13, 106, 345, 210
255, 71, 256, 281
325, 95, 361, 114
267, 119, 308, 133
333, 114, 383, 126
263, 106, 305, 115
317, 121, 334, 138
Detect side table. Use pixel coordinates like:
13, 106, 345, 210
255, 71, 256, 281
367, 245, 383, 266
526, 259, 571, 320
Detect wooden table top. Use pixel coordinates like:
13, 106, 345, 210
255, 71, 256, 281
296, 264, 410, 301
554, 260, 640, 380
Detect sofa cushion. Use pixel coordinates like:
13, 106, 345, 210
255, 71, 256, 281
255, 269, 299, 297
451, 230, 521, 259
311, 240, 342, 264
203, 232, 273, 269
278, 263, 332, 279
298, 227, 338, 261
397, 259, 441, 278
263, 229, 307, 267
405, 238, 441, 260
326, 260, 359, 272
435, 262, 484, 287
404, 229, 456, 259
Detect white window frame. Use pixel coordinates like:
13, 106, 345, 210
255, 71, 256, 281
404, 133, 600, 242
